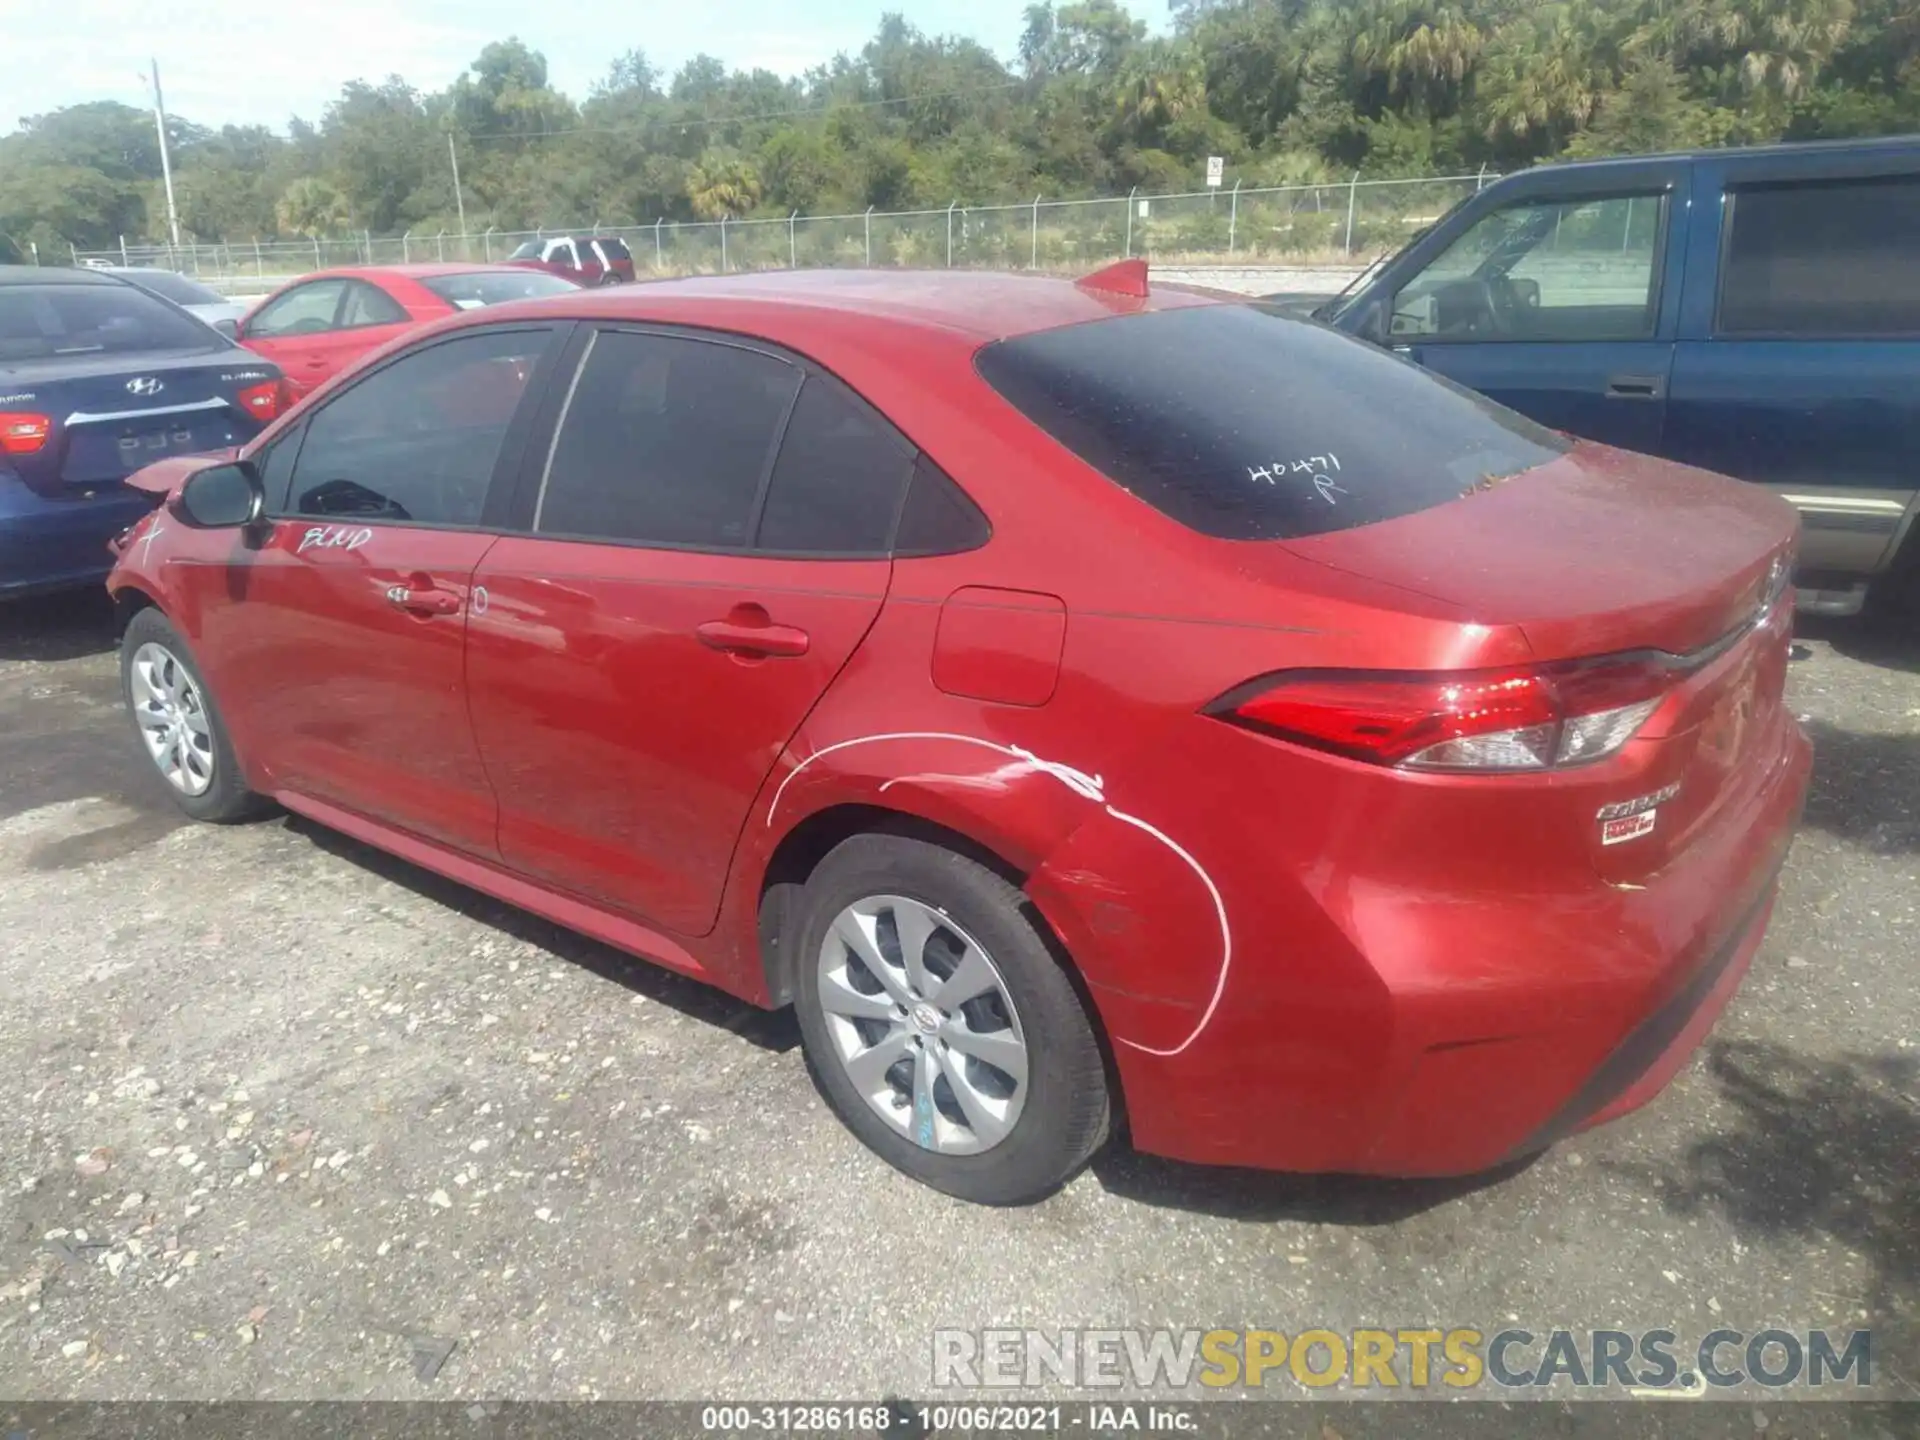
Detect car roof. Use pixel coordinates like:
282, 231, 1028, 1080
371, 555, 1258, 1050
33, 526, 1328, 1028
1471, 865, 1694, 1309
300, 263, 534, 282
0, 265, 125, 288
518, 267, 1220, 343
1507, 131, 1920, 178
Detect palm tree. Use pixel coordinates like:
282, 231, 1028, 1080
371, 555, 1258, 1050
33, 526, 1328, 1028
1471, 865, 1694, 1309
1348, 0, 1488, 109
275, 177, 351, 237
686, 153, 763, 220
1479, 3, 1620, 146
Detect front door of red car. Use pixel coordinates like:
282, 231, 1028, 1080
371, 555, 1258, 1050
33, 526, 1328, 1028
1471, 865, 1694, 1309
238, 278, 350, 399
465, 328, 915, 935
192, 324, 566, 856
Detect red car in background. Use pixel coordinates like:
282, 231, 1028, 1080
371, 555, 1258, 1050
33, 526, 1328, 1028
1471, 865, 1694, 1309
505, 235, 637, 286
236, 263, 578, 400
105, 265, 1809, 1205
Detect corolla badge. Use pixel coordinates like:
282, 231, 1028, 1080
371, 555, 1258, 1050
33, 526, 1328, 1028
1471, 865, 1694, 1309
125, 377, 165, 396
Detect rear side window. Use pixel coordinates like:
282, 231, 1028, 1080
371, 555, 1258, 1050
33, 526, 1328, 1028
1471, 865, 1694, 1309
895, 456, 990, 556
1719, 176, 1920, 336
599, 238, 632, 262
0, 282, 222, 363
755, 376, 914, 554
535, 330, 800, 549
976, 305, 1568, 541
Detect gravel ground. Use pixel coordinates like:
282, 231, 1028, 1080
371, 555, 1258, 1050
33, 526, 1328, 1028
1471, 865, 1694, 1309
0, 589, 1914, 1417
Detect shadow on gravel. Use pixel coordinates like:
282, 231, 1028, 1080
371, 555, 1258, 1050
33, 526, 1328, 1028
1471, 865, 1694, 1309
286, 815, 802, 1053
1088, 1148, 1534, 1225
1614, 1039, 1919, 1390
0, 587, 117, 663
1794, 611, 1920, 676
1799, 718, 1920, 855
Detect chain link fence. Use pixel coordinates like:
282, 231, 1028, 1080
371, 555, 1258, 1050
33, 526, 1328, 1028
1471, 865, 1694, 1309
70, 171, 1496, 291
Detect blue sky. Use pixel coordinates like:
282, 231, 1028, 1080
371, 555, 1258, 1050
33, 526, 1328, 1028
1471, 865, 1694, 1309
0, 0, 1159, 134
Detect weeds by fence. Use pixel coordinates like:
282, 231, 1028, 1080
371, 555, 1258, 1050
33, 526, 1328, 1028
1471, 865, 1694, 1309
71, 172, 1496, 286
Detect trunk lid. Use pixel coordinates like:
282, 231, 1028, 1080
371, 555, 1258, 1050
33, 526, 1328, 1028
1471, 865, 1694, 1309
1281, 443, 1797, 661
1, 349, 279, 500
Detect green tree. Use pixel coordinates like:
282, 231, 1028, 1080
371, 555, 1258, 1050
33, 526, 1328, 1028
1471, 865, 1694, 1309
686, 151, 764, 218
275, 176, 352, 235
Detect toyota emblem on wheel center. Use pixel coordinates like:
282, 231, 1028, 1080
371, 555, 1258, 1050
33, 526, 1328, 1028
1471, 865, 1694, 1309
125, 377, 165, 396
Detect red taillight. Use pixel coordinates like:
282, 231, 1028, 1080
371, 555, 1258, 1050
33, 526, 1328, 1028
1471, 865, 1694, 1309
1217, 658, 1677, 773
236, 379, 284, 423
0, 411, 51, 455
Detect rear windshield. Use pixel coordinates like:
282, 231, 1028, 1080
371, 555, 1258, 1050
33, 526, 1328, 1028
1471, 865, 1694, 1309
116, 270, 223, 306
0, 281, 223, 364
975, 304, 1569, 540
508, 241, 542, 260
419, 270, 579, 309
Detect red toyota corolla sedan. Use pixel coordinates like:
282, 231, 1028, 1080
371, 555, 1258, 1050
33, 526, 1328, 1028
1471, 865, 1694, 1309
104, 263, 1810, 1205
235, 263, 579, 400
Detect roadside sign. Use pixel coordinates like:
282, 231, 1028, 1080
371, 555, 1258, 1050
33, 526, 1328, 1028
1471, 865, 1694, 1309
1206, 156, 1224, 188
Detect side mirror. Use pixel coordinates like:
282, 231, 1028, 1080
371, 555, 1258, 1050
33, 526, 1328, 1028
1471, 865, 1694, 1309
175, 461, 265, 530
214, 318, 239, 339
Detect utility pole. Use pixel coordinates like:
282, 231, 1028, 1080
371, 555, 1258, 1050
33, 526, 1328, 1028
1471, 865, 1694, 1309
149, 59, 181, 249
448, 133, 468, 236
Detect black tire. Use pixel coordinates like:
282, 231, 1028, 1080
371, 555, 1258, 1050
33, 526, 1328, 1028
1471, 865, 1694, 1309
596, 271, 626, 286
119, 607, 267, 824
792, 832, 1110, 1204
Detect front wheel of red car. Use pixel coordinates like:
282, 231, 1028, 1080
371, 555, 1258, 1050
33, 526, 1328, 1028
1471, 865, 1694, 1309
792, 833, 1111, 1205
120, 607, 267, 824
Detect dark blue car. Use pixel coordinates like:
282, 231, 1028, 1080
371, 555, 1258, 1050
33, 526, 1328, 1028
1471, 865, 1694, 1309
1305, 135, 1920, 616
1, 266, 287, 600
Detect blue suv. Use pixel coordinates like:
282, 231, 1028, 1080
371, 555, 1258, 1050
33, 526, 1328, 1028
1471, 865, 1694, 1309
1309, 136, 1920, 616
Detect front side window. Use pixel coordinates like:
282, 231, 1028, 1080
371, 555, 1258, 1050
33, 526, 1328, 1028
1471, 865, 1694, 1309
339, 281, 409, 329
755, 376, 915, 554
247, 280, 347, 339
1389, 194, 1665, 342
1719, 175, 1920, 336
977, 304, 1569, 542
256, 422, 307, 512
535, 330, 800, 549
0, 282, 223, 363
284, 328, 551, 527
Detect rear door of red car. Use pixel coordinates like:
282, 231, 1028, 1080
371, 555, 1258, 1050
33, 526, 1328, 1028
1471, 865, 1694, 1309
464, 325, 916, 935
189, 322, 570, 855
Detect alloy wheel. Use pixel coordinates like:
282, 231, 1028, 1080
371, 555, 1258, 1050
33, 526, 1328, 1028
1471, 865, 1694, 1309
130, 642, 215, 797
816, 894, 1029, 1155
